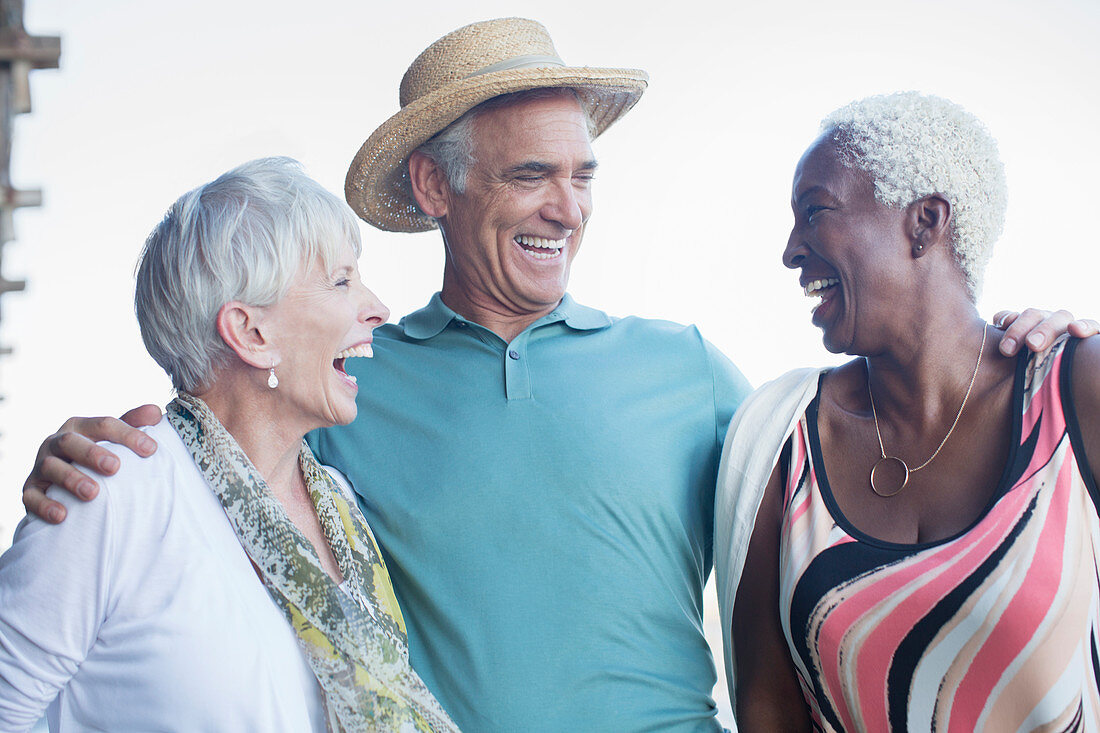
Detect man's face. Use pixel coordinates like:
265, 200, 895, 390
438, 93, 596, 320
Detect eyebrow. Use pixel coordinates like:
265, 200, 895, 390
504, 159, 599, 176
793, 184, 830, 206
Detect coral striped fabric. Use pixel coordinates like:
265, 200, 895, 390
780, 339, 1100, 732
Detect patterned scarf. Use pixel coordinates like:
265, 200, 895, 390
167, 392, 460, 733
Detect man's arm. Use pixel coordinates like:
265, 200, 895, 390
22, 405, 161, 523
22, 311, 1098, 523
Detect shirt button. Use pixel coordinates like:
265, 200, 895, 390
508, 350, 520, 360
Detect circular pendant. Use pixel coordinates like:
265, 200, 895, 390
870, 456, 909, 497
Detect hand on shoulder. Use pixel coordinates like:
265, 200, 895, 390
23, 405, 162, 524
993, 308, 1100, 356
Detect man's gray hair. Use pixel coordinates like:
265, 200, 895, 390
416, 87, 598, 197
135, 157, 363, 393
821, 92, 1007, 300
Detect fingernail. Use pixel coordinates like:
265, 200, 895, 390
1000, 338, 1016, 354
138, 438, 156, 455
1026, 333, 1045, 350
98, 455, 119, 473
77, 480, 97, 499
47, 507, 63, 523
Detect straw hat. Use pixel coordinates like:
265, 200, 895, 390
345, 17, 648, 233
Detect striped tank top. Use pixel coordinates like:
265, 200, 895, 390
779, 337, 1100, 732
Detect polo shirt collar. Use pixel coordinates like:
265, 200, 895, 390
399, 293, 459, 340
553, 293, 613, 331
398, 292, 612, 341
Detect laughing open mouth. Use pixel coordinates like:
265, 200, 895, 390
804, 277, 840, 315
804, 277, 839, 297
515, 234, 565, 260
332, 343, 374, 383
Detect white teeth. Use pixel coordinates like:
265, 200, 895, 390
335, 343, 374, 360
804, 278, 840, 297
515, 235, 566, 258
516, 234, 567, 249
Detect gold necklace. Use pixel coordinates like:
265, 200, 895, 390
866, 324, 988, 498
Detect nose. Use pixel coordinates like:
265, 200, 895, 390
543, 178, 588, 232
783, 227, 808, 270
357, 283, 390, 327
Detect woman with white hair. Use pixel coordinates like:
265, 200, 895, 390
0, 158, 458, 732
717, 93, 1100, 731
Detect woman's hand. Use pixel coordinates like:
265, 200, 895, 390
993, 309, 1100, 356
22, 405, 162, 523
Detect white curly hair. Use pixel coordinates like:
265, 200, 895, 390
820, 92, 1007, 299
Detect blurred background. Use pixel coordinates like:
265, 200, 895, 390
1, 1, 1096, 726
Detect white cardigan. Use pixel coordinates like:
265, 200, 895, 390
714, 367, 825, 722
0, 417, 326, 732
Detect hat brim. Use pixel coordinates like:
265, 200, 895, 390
345, 66, 648, 233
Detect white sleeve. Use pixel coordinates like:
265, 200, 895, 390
0, 481, 116, 731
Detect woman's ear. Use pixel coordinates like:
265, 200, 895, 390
216, 301, 279, 368
910, 194, 952, 258
407, 150, 451, 219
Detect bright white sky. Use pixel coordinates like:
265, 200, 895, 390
0, 1, 1096, 724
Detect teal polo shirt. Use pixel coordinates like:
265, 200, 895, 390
308, 293, 751, 732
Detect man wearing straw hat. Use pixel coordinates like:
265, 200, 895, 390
21, 16, 1087, 733
324, 18, 751, 730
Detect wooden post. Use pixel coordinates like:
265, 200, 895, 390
0, 0, 59, 403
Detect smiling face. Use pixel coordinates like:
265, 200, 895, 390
436, 92, 595, 327
262, 240, 389, 429
783, 134, 914, 355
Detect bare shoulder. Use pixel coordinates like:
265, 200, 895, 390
1067, 336, 1100, 484
1070, 334, 1100, 365
1069, 336, 1100, 405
